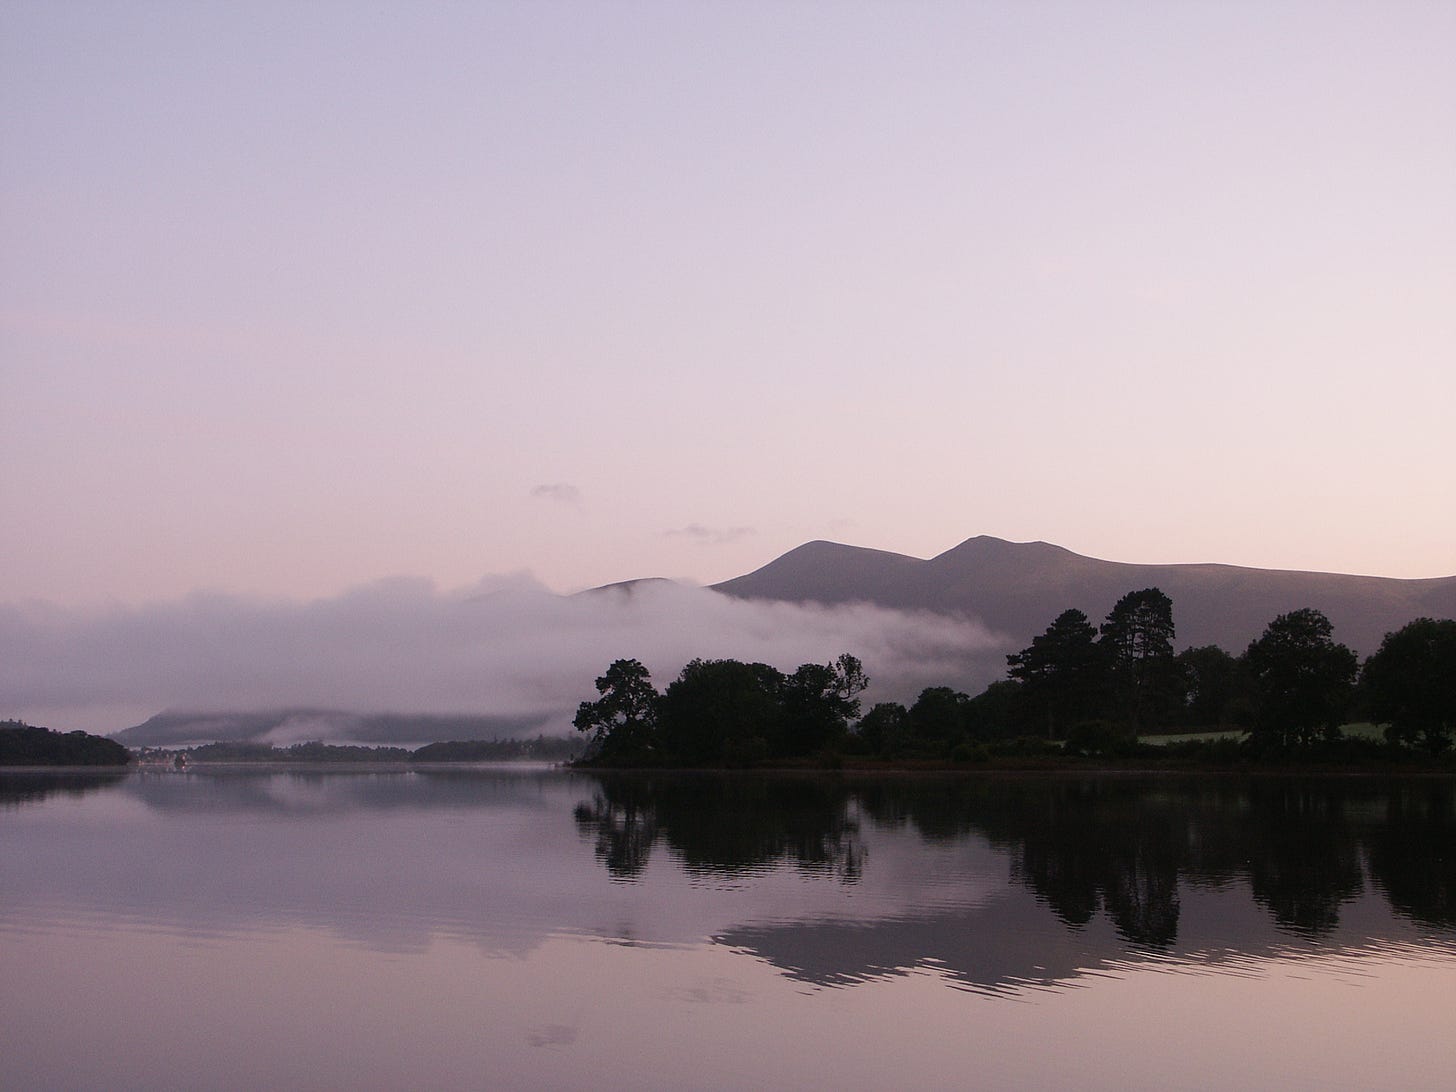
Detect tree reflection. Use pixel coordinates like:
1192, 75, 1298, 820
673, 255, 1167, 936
572, 780, 659, 881
0, 769, 128, 808
573, 772, 1456, 946
1244, 781, 1364, 935
573, 774, 863, 882
654, 777, 859, 878
965, 779, 1183, 947
860, 778, 1188, 945
1369, 783, 1456, 928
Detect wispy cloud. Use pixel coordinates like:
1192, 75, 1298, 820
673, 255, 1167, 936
0, 579, 1010, 737
530, 483, 580, 504
664, 524, 756, 545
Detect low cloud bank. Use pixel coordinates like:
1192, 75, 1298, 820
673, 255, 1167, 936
0, 576, 1010, 739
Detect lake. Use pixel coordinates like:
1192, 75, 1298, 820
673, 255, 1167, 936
4, 766, 1456, 1090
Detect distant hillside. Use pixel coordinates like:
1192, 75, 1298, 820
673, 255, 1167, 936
712, 536, 1456, 657
574, 577, 680, 598
114, 709, 554, 748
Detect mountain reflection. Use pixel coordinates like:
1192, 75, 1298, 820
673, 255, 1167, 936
576, 772, 1456, 988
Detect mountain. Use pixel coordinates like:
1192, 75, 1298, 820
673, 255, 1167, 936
712, 536, 1456, 656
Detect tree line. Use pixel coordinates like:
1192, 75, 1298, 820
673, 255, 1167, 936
574, 592, 1456, 764
574, 654, 868, 765
0, 721, 132, 766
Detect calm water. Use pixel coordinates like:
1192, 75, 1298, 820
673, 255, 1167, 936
5, 767, 1456, 1090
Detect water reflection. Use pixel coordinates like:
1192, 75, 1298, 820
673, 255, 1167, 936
5, 767, 1456, 994
573, 772, 1456, 990
1371, 782, 1456, 927
0, 768, 128, 808
574, 775, 863, 883
9, 767, 1456, 1091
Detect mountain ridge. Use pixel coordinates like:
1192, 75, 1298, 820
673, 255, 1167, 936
711, 535, 1456, 656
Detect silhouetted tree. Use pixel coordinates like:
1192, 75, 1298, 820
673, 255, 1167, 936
1244, 609, 1358, 749
963, 679, 1025, 741
855, 702, 910, 758
1363, 617, 1456, 753
573, 659, 661, 762
907, 686, 971, 753
1099, 588, 1179, 731
1007, 609, 1109, 738
658, 658, 784, 765
780, 654, 869, 756
1175, 645, 1249, 727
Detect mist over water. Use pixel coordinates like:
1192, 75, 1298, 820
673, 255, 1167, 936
0, 576, 1007, 736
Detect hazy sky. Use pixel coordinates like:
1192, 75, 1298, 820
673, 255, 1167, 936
4, 0, 1454, 614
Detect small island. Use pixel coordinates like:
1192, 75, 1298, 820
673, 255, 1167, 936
571, 592, 1456, 771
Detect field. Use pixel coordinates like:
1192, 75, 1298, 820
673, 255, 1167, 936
1140, 723, 1385, 747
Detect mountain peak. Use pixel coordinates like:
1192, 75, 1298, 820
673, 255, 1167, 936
710, 539, 922, 604
713, 534, 1456, 656
933, 535, 1075, 561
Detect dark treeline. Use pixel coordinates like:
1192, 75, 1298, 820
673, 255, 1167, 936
575, 592, 1456, 766
1, 721, 132, 766
574, 654, 869, 766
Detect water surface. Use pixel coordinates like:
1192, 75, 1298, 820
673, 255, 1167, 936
4, 767, 1455, 1089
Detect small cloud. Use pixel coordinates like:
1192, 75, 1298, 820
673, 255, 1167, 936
664, 524, 756, 546
531, 483, 580, 504
526, 1024, 578, 1048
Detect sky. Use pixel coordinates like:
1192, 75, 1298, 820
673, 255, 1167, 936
2, 2, 1453, 731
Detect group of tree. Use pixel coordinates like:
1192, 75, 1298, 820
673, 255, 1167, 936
1007, 588, 1182, 739
858, 592, 1455, 759
573, 654, 869, 765
1364, 617, 1456, 753
574, 590, 1456, 766
854, 588, 1189, 759
0, 721, 131, 766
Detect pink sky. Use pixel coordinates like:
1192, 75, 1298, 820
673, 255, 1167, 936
3, 1, 1453, 611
